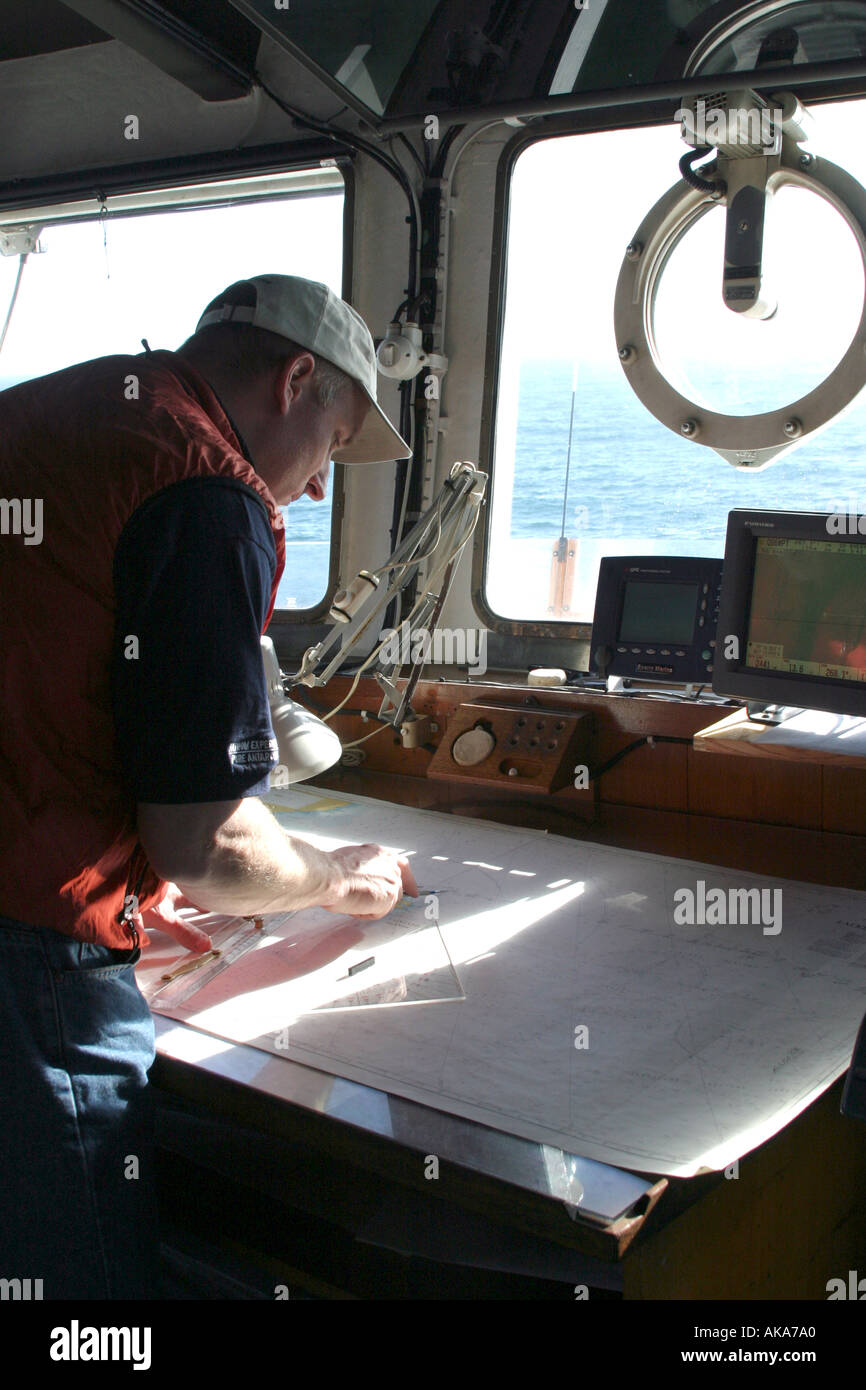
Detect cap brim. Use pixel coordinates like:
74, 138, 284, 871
331, 394, 412, 465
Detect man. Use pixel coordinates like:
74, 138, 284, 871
0, 274, 417, 1299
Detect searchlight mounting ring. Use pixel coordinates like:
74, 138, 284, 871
614, 104, 866, 470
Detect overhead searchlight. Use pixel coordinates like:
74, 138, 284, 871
614, 91, 866, 469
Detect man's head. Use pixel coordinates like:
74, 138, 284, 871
176, 276, 411, 507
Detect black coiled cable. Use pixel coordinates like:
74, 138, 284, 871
679, 146, 727, 196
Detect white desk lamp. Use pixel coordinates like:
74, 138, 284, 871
260, 635, 342, 783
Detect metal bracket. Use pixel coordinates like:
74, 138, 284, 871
0, 225, 44, 257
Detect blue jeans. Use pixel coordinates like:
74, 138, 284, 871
0, 915, 158, 1299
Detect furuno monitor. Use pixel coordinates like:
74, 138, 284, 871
590, 556, 723, 684
713, 509, 866, 718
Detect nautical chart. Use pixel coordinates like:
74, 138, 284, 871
137, 786, 866, 1176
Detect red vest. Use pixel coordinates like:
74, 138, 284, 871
0, 351, 286, 947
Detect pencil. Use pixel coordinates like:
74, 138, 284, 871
161, 947, 221, 982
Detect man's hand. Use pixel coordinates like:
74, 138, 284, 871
321, 844, 419, 920
134, 882, 213, 953
136, 799, 420, 925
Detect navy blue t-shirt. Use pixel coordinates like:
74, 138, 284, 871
112, 475, 280, 803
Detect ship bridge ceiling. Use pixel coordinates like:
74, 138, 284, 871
0, 0, 344, 198
3, 2, 866, 197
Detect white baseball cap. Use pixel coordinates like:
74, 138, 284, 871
196, 274, 412, 465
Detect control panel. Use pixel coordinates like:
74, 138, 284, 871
427, 703, 592, 793
590, 556, 724, 684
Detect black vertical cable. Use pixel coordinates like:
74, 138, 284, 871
255, 76, 419, 303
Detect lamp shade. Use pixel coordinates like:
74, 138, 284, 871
261, 637, 342, 783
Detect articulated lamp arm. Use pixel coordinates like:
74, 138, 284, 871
261, 462, 485, 776
291, 461, 486, 718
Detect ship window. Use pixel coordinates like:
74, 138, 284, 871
485, 100, 866, 626
0, 172, 345, 613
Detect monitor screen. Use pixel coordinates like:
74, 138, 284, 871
746, 537, 866, 684
619, 581, 699, 646
591, 555, 722, 683
713, 511, 866, 715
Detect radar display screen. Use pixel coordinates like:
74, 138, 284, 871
746, 537, 866, 683
618, 581, 698, 645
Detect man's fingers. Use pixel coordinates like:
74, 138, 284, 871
139, 904, 213, 954
398, 857, 419, 897
161, 918, 213, 953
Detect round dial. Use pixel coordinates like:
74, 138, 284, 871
452, 727, 496, 766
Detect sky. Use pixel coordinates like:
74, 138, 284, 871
0, 187, 344, 381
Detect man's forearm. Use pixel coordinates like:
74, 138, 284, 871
158, 798, 343, 916
138, 795, 414, 923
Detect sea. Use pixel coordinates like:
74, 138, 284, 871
4, 358, 866, 614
